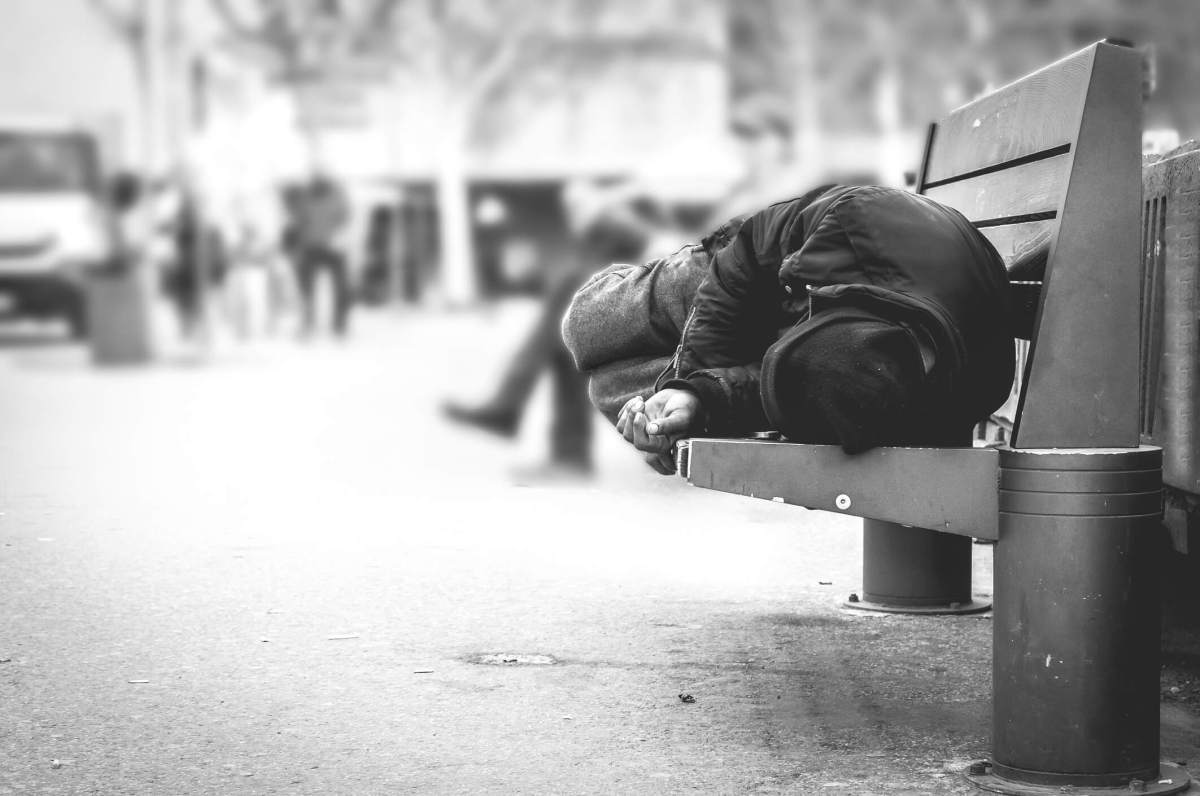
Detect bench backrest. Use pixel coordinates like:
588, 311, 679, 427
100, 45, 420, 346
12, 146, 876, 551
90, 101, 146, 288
914, 40, 1143, 449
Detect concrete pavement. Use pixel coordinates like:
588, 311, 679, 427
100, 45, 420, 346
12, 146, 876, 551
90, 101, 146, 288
1, 306, 1197, 795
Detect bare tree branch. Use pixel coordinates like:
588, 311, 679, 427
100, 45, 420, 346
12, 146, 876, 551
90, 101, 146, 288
209, 0, 261, 39
87, 0, 144, 45
352, 0, 404, 52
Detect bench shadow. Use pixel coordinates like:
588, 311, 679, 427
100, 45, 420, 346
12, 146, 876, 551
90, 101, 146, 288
753, 610, 992, 760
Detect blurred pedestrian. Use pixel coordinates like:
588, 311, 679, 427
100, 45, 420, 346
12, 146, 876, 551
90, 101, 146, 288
165, 187, 228, 341
109, 172, 146, 271
443, 185, 653, 479
289, 175, 353, 338
225, 219, 275, 340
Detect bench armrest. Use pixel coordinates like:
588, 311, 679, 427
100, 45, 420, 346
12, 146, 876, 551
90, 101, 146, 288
679, 438, 1000, 540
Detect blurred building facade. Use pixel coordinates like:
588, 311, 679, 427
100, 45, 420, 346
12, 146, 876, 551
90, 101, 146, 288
2, 0, 1199, 305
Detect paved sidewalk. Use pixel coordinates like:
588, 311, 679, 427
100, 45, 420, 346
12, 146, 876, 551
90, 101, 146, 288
1, 308, 1197, 795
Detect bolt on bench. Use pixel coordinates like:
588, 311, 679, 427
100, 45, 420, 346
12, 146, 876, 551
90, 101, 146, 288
677, 41, 1190, 794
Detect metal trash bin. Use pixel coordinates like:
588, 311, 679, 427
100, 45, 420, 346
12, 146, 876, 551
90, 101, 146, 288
85, 264, 156, 365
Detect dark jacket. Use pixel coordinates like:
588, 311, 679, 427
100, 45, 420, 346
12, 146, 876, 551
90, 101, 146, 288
669, 185, 1014, 435
293, 179, 349, 251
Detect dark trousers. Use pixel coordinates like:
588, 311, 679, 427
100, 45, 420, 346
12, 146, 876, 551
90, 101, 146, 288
296, 246, 351, 335
490, 266, 593, 466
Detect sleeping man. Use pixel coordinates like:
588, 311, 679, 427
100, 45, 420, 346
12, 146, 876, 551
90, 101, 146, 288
561, 185, 1016, 473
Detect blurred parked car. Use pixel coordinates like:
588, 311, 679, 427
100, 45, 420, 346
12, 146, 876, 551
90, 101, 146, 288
0, 119, 114, 336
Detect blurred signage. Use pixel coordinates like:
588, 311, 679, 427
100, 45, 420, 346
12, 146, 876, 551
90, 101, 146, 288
294, 80, 371, 130
270, 58, 393, 88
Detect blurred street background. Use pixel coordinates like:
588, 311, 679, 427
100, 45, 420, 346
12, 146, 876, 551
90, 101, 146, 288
4, 1, 1200, 794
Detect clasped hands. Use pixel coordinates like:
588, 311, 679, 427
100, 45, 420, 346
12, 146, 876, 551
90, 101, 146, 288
615, 388, 705, 474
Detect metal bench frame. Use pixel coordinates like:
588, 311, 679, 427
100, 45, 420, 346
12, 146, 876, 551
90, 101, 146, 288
679, 41, 1188, 795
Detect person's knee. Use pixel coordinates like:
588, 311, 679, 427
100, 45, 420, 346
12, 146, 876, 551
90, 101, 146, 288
762, 318, 950, 452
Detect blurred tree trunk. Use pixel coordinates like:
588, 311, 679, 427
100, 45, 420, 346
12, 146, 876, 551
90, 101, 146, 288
86, 0, 175, 359
436, 102, 474, 304
88, 0, 161, 172
790, 6, 821, 182
868, 14, 905, 186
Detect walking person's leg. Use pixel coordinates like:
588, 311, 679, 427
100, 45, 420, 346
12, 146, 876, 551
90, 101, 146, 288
443, 265, 587, 437
548, 341, 593, 473
295, 252, 316, 336
329, 249, 352, 337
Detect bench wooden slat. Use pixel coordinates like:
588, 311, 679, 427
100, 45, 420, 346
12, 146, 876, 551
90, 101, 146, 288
924, 46, 1093, 184
924, 153, 1070, 226
977, 221, 1054, 275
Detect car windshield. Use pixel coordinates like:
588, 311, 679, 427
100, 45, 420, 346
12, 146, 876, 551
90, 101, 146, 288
0, 132, 98, 193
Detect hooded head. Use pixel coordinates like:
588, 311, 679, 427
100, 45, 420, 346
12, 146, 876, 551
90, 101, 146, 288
761, 317, 941, 453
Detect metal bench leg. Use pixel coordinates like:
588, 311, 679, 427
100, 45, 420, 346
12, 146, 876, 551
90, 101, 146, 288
968, 446, 1190, 795
847, 520, 989, 614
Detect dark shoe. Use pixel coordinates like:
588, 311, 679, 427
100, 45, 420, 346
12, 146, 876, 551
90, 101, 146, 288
442, 401, 520, 438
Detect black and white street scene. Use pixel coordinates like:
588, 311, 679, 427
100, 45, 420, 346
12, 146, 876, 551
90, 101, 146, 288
4, 2, 1200, 794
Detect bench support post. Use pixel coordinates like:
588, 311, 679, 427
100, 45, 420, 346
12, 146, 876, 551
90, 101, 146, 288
967, 446, 1189, 795
851, 429, 988, 615
850, 521, 988, 614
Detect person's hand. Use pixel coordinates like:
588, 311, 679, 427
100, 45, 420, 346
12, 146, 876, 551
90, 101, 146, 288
615, 389, 704, 474
643, 388, 703, 441
616, 395, 660, 454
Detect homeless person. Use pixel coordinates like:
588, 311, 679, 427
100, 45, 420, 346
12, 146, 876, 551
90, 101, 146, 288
561, 185, 1015, 473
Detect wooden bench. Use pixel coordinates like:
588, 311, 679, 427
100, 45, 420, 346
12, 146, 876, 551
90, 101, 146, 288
678, 40, 1188, 794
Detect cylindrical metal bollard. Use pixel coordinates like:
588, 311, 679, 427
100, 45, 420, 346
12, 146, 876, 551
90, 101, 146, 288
854, 520, 986, 613
972, 445, 1190, 794
849, 428, 988, 615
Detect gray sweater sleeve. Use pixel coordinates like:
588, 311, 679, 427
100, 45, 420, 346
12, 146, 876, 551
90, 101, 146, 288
561, 246, 709, 372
